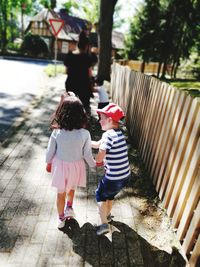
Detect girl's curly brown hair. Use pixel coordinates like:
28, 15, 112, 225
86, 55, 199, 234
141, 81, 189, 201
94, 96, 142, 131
52, 95, 88, 130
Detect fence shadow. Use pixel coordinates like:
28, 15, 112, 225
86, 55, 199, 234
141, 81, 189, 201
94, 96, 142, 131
60, 219, 186, 267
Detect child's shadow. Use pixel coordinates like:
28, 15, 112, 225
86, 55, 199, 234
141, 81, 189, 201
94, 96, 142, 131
60, 219, 186, 267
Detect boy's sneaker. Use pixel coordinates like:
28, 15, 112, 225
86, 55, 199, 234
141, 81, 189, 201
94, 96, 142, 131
58, 217, 66, 229
65, 207, 75, 218
96, 223, 109, 235
107, 214, 114, 223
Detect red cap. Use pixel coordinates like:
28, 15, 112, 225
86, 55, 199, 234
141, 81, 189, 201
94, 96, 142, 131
96, 103, 125, 122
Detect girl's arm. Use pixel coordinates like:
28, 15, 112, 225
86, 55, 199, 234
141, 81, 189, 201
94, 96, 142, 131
46, 130, 57, 163
83, 132, 96, 168
91, 140, 101, 149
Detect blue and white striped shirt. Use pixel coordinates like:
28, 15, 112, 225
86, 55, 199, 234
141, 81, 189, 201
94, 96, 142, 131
100, 129, 130, 180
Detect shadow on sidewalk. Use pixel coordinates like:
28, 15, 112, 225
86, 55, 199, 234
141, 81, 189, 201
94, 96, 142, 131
60, 218, 186, 267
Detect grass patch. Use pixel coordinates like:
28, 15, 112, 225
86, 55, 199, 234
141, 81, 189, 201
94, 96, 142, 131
169, 80, 200, 98
44, 64, 65, 77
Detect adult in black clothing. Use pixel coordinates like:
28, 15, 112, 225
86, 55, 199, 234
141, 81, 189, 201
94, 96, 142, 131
64, 32, 94, 113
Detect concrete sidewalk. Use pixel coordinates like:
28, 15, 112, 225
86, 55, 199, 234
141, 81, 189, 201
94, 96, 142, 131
0, 75, 186, 267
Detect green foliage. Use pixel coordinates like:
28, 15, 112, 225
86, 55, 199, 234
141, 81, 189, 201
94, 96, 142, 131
44, 64, 65, 77
62, 0, 99, 24
7, 41, 21, 51
62, 0, 124, 31
176, 52, 200, 80
63, 0, 79, 15
113, 2, 125, 29
39, 0, 56, 9
170, 80, 200, 98
0, 0, 35, 52
21, 33, 48, 56
126, 0, 200, 78
126, 0, 161, 61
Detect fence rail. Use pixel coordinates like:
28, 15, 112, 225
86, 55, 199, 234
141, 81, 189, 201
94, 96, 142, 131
117, 59, 172, 76
110, 63, 200, 267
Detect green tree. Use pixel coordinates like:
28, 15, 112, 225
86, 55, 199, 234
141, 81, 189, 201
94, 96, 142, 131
39, 0, 57, 9
62, 0, 123, 28
127, 0, 199, 78
127, 0, 161, 72
0, 0, 33, 52
158, 0, 197, 78
62, 0, 99, 24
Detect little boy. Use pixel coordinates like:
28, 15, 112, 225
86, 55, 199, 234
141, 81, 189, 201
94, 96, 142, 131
95, 79, 109, 110
92, 103, 130, 235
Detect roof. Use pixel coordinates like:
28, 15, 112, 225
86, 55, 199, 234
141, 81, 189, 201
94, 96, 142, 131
28, 8, 91, 41
89, 31, 125, 50
112, 31, 125, 49
58, 9, 91, 34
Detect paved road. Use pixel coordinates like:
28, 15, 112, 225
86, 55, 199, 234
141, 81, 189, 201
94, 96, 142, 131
0, 73, 187, 266
0, 58, 49, 138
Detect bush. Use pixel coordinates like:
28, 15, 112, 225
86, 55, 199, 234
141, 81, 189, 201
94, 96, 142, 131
21, 33, 49, 57
44, 64, 65, 77
177, 52, 200, 79
7, 42, 21, 52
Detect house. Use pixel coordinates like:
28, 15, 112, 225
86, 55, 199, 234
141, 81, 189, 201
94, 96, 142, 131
25, 8, 91, 58
25, 8, 125, 59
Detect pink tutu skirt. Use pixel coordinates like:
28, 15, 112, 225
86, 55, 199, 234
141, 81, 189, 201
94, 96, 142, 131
51, 157, 86, 193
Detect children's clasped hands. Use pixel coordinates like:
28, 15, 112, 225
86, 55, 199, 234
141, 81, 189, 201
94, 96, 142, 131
91, 140, 105, 168
46, 163, 52, 173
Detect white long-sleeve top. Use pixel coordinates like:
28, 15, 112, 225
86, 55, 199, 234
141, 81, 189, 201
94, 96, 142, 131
46, 128, 96, 168
97, 85, 109, 103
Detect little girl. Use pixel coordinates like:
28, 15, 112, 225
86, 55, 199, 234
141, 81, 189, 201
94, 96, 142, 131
46, 95, 96, 229
50, 91, 75, 129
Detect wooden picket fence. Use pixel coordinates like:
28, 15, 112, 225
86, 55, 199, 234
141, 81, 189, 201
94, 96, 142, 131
110, 63, 200, 267
117, 59, 172, 76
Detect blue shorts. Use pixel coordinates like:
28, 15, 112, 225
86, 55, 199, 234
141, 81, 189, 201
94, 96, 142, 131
95, 176, 129, 202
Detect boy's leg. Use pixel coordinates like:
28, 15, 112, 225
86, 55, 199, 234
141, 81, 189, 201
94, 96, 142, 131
107, 200, 113, 216
98, 201, 108, 224
57, 192, 66, 216
96, 201, 110, 235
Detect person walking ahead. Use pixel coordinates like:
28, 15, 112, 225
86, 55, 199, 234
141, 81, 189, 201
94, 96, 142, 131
64, 31, 94, 113
92, 103, 130, 235
46, 95, 95, 229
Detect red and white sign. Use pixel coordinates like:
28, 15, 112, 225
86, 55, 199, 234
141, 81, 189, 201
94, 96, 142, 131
49, 19, 64, 37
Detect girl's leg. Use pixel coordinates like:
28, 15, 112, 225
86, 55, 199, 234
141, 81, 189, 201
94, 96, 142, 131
67, 189, 75, 207
57, 192, 66, 217
65, 190, 75, 217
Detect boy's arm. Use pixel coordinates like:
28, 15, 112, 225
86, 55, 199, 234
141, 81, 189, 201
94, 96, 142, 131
91, 139, 101, 149
95, 149, 106, 164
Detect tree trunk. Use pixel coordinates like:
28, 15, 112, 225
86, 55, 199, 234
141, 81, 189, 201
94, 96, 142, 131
1, 10, 7, 52
157, 61, 162, 78
140, 61, 145, 73
161, 59, 167, 79
171, 60, 175, 78
97, 0, 118, 82
173, 61, 179, 79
